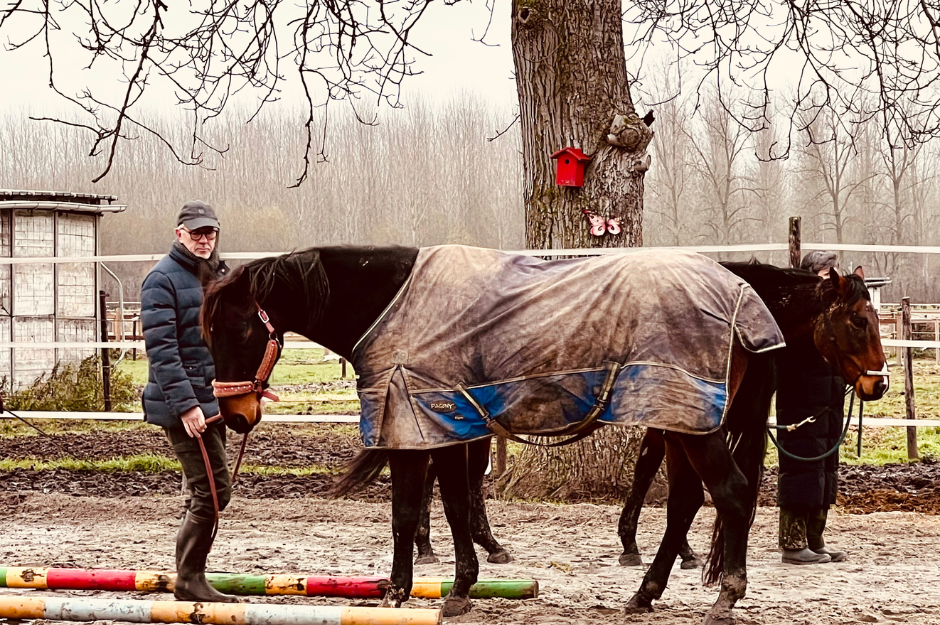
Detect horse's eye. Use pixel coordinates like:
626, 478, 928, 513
851, 315, 867, 329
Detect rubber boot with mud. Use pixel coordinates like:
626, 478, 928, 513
781, 548, 831, 565
174, 512, 238, 603
812, 547, 847, 562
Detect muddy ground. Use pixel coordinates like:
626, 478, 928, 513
1, 494, 937, 625
0, 426, 936, 514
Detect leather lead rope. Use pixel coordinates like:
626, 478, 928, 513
457, 361, 621, 448
199, 414, 249, 540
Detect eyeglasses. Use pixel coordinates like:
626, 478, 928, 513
182, 228, 218, 242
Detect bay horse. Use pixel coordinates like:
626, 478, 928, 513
201, 247, 885, 625
407, 261, 889, 571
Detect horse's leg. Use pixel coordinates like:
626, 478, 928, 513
680, 432, 753, 625
618, 429, 666, 566
467, 438, 512, 564
430, 445, 479, 617
625, 436, 705, 613
678, 536, 703, 570
414, 461, 439, 565
385, 450, 431, 608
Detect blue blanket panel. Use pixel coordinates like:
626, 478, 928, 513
361, 364, 728, 447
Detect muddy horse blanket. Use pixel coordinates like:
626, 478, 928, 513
351, 246, 785, 449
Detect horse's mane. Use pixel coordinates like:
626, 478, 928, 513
720, 259, 869, 320
202, 248, 330, 342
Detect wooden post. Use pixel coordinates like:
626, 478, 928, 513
495, 436, 507, 477
933, 317, 940, 365
901, 297, 918, 460
788, 216, 801, 268
132, 319, 138, 360
99, 290, 112, 412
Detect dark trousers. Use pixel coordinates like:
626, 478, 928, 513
166, 421, 232, 521
779, 506, 828, 551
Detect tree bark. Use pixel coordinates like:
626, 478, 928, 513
511, 0, 652, 250
500, 0, 653, 500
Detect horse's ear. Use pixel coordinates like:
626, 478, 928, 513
828, 266, 843, 285
853, 265, 866, 280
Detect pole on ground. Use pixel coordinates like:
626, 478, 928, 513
788, 216, 801, 269
901, 297, 919, 460
99, 290, 112, 412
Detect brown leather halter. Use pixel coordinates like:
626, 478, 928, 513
212, 307, 282, 403
200, 306, 282, 538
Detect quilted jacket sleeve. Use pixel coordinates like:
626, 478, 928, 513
141, 271, 199, 418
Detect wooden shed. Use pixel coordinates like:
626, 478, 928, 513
0, 190, 125, 387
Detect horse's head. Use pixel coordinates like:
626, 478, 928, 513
813, 266, 888, 401
201, 251, 329, 433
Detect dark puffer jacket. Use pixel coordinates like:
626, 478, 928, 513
141, 245, 225, 428
775, 339, 846, 509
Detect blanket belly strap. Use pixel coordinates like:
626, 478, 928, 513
455, 361, 621, 447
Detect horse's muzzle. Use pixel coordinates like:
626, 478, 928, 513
219, 394, 263, 433
856, 368, 889, 402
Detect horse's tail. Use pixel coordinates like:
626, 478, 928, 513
703, 353, 774, 586
331, 449, 390, 497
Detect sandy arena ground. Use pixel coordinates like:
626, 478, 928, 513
1, 493, 937, 625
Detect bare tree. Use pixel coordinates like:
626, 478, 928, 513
797, 106, 873, 245
685, 89, 757, 245
644, 63, 694, 246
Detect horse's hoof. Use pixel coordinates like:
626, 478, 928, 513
680, 556, 703, 570
624, 594, 653, 614
619, 552, 644, 567
414, 554, 440, 565
703, 614, 734, 625
487, 549, 513, 564
442, 595, 472, 617
382, 587, 409, 608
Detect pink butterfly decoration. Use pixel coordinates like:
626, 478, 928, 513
582, 210, 622, 236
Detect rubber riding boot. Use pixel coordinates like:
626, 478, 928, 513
175, 512, 238, 603
781, 548, 831, 565
813, 547, 847, 562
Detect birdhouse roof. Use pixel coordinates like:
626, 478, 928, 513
550, 147, 591, 161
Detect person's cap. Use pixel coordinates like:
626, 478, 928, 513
177, 201, 220, 230
801, 250, 839, 274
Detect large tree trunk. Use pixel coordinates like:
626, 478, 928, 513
499, 0, 655, 501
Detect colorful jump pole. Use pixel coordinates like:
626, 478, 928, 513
0, 596, 441, 625
0, 568, 539, 600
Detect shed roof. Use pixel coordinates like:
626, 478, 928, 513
0, 189, 123, 214
0, 189, 117, 204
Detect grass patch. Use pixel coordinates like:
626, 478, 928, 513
118, 349, 356, 388
0, 454, 181, 473
0, 419, 152, 438
764, 425, 939, 467
865, 360, 938, 420
0, 454, 336, 476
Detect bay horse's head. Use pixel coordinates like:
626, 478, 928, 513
813, 266, 888, 401
202, 251, 329, 433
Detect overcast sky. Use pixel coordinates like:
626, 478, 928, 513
0, 1, 518, 116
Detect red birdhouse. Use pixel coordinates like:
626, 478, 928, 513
551, 147, 591, 187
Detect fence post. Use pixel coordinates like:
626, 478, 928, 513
495, 436, 507, 477
901, 297, 918, 460
788, 216, 801, 268
99, 290, 112, 412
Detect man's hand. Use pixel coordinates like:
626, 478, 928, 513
180, 406, 207, 438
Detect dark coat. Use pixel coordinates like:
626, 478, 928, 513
775, 339, 846, 509
141, 245, 226, 428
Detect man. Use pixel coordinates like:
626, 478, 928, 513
141, 201, 236, 602
776, 251, 848, 565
